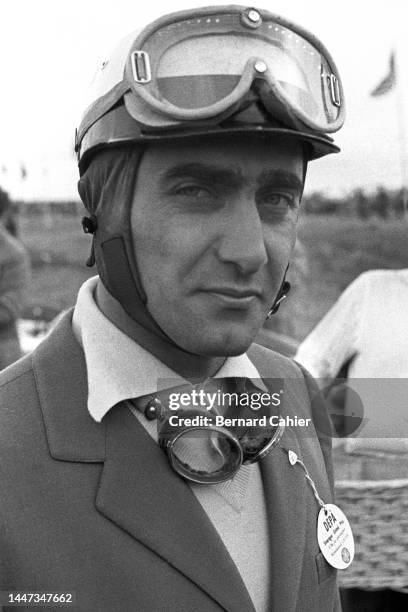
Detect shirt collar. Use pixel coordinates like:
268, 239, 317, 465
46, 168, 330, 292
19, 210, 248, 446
72, 276, 266, 423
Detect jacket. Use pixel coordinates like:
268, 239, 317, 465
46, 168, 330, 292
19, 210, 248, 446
0, 311, 340, 611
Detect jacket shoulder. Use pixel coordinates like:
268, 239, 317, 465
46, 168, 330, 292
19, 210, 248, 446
0, 350, 36, 397
0, 353, 45, 459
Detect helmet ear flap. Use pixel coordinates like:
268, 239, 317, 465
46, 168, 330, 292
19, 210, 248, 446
101, 236, 147, 306
77, 147, 148, 307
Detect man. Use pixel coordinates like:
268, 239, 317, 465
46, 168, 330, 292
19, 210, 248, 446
0, 6, 345, 611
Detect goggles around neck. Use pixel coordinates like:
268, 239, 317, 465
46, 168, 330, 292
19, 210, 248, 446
158, 410, 285, 485
134, 377, 285, 485
124, 5, 344, 134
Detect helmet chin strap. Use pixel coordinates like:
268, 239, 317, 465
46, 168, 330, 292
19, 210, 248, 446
82, 213, 292, 324
265, 156, 307, 320
267, 266, 291, 319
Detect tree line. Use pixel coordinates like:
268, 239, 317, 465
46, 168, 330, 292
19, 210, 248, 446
2, 184, 408, 219
302, 187, 408, 218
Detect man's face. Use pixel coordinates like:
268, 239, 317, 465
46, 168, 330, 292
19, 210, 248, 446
130, 136, 304, 356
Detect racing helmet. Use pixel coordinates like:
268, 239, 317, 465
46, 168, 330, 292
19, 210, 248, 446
75, 5, 345, 173
76, 5, 345, 327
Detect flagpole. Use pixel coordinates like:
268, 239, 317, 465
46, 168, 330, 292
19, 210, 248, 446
394, 51, 408, 215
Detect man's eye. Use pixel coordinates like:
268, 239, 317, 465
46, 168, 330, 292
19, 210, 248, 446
174, 184, 212, 198
260, 192, 296, 209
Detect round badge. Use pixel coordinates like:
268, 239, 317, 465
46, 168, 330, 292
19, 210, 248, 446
317, 503, 355, 569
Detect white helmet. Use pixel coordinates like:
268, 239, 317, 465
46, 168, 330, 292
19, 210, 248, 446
75, 5, 344, 173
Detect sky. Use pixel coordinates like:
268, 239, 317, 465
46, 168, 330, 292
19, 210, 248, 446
1, 0, 408, 200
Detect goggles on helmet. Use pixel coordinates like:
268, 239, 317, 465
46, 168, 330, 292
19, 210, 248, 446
76, 5, 345, 170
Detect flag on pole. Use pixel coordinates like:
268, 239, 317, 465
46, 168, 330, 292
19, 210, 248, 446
370, 52, 396, 97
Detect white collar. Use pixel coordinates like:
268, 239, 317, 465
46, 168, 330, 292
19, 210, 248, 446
72, 276, 265, 422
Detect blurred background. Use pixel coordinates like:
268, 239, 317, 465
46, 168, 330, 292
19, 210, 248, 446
1, 1, 408, 608
1, 0, 408, 340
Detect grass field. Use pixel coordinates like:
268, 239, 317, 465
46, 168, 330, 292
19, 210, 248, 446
19, 212, 94, 318
18, 209, 408, 340
296, 214, 408, 337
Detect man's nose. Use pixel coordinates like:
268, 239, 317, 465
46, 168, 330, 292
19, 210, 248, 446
216, 196, 268, 275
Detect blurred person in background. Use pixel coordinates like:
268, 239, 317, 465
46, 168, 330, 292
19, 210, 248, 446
296, 268, 408, 611
296, 268, 408, 381
0, 187, 30, 369
296, 268, 408, 443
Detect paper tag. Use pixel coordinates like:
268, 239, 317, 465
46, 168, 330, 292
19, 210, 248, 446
317, 503, 355, 569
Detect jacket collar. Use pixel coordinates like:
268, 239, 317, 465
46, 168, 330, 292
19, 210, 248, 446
72, 275, 268, 423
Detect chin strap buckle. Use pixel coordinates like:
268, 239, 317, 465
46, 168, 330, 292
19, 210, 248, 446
267, 280, 291, 318
82, 215, 97, 267
82, 215, 97, 234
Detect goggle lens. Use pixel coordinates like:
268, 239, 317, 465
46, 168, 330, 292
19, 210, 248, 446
157, 75, 241, 109
169, 429, 242, 484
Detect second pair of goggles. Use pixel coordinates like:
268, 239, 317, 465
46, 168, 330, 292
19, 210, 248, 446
127, 5, 344, 131
142, 380, 285, 485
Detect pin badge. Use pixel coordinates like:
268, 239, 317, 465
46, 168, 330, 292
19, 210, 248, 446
288, 450, 298, 465
317, 503, 355, 569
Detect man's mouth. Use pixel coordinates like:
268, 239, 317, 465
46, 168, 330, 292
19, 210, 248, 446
203, 287, 262, 307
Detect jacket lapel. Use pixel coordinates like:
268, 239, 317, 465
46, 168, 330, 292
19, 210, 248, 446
97, 403, 255, 612
34, 311, 255, 612
248, 343, 313, 612
261, 427, 307, 612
